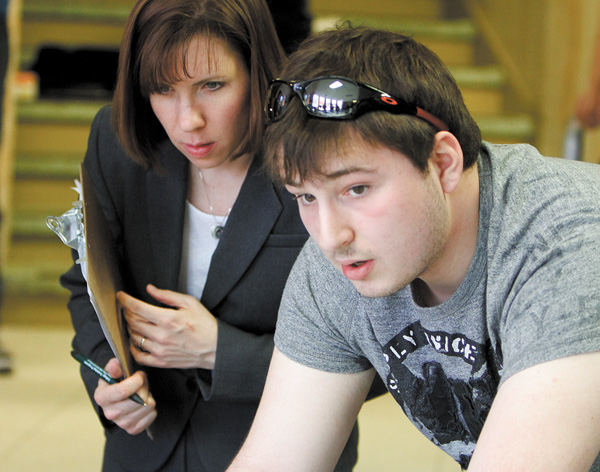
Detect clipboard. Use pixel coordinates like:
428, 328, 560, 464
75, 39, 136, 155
79, 164, 134, 377
48, 169, 154, 439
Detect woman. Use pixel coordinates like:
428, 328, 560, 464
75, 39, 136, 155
60, 0, 360, 470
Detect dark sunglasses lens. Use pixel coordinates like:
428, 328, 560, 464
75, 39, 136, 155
266, 82, 294, 121
303, 78, 360, 118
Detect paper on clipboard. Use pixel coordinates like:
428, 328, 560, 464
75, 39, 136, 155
46, 165, 134, 377
79, 165, 134, 377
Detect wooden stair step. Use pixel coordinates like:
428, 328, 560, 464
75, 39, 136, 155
18, 100, 107, 124
4, 237, 78, 324
21, 2, 132, 67
344, 17, 476, 41
13, 178, 80, 214
4, 237, 74, 300
450, 66, 505, 116
23, 1, 133, 23
16, 100, 105, 156
450, 65, 505, 88
7, 238, 74, 269
476, 114, 536, 144
0, 293, 72, 326
310, 0, 445, 21
17, 122, 93, 156
12, 209, 77, 238
312, 17, 477, 66
3, 259, 70, 297
15, 153, 81, 179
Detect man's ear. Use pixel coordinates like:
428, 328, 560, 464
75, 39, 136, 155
431, 131, 463, 194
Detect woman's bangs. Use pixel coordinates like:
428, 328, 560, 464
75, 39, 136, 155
139, 37, 190, 97
138, 33, 223, 98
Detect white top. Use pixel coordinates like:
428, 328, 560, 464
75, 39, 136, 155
177, 201, 228, 299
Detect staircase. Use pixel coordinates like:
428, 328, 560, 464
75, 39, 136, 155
1, 0, 536, 326
310, 0, 536, 144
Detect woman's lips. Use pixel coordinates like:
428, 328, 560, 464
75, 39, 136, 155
183, 142, 215, 158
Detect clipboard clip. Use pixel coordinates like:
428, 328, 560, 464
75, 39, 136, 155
46, 179, 86, 258
46, 182, 89, 275
46, 204, 83, 248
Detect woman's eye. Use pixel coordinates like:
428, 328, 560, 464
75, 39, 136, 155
156, 84, 173, 95
348, 185, 368, 197
205, 81, 223, 91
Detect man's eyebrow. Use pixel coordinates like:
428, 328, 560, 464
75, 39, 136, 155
286, 166, 376, 189
320, 166, 377, 180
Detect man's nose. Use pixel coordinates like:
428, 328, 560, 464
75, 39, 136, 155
316, 204, 354, 254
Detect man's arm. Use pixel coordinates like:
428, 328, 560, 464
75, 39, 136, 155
468, 350, 600, 471
228, 347, 376, 471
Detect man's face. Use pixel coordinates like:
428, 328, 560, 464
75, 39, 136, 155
285, 140, 452, 298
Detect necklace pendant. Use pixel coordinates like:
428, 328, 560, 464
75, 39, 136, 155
210, 224, 225, 239
199, 170, 230, 240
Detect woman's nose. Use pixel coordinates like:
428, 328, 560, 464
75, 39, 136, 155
178, 99, 206, 132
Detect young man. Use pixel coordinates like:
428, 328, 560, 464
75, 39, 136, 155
228, 26, 600, 471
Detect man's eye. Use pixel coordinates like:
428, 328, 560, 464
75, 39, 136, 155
348, 185, 368, 197
295, 194, 316, 204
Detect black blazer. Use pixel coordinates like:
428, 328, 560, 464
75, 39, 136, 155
61, 106, 361, 471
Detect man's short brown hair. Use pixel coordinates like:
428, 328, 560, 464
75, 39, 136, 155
262, 25, 482, 185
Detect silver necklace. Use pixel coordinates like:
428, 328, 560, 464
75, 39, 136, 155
198, 171, 232, 239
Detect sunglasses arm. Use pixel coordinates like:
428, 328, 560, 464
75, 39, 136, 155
416, 107, 449, 132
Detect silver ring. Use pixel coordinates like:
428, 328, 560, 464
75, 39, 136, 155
140, 336, 147, 352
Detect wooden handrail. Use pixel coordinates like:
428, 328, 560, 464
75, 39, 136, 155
0, 0, 22, 267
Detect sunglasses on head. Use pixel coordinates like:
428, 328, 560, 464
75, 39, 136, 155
265, 76, 449, 131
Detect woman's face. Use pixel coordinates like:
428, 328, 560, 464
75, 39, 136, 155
149, 35, 252, 170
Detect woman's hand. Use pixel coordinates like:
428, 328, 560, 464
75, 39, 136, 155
93, 358, 157, 435
118, 284, 219, 370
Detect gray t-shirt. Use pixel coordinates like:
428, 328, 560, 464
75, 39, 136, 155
275, 143, 600, 470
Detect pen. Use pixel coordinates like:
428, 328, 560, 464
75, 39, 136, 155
71, 351, 147, 407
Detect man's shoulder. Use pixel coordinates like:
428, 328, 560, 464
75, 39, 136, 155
483, 142, 600, 228
485, 142, 600, 189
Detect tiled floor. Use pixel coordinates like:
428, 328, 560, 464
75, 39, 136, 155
0, 324, 458, 471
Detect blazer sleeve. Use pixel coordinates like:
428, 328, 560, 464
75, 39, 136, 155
193, 178, 309, 403
199, 321, 276, 402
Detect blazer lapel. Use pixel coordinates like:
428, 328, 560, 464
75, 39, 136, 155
146, 144, 188, 292
201, 158, 282, 310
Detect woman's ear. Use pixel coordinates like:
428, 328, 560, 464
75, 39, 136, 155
431, 131, 464, 194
